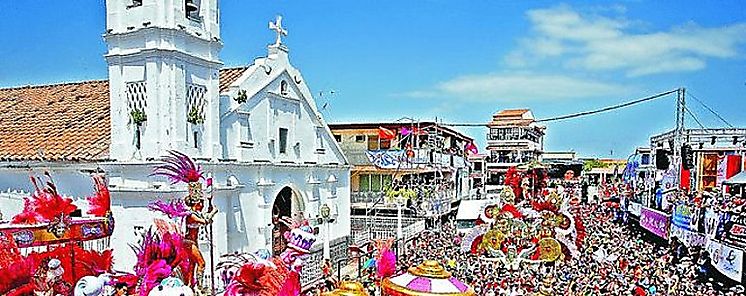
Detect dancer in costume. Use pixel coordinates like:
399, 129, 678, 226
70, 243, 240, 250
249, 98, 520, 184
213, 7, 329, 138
151, 150, 217, 293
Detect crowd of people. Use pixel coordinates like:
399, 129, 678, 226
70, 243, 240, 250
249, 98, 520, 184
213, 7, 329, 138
391, 202, 744, 296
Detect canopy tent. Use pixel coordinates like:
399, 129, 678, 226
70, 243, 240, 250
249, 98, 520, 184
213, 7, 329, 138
381, 260, 474, 296
724, 171, 746, 185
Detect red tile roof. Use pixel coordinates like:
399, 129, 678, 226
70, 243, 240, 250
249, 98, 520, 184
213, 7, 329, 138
495, 109, 529, 117
0, 67, 247, 162
219, 66, 248, 93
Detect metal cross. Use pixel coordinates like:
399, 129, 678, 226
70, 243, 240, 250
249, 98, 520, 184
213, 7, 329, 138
268, 15, 288, 46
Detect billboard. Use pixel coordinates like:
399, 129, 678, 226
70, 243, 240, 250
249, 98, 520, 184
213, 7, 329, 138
640, 207, 670, 239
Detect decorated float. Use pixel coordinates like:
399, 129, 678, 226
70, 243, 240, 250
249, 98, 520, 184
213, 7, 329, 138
0, 174, 115, 296
381, 260, 474, 296
460, 166, 586, 270
217, 220, 317, 296
321, 281, 370, 296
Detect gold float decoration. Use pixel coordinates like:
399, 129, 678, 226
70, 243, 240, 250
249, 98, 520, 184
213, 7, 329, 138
322, 281, 370, 296
381, 260, 475, 296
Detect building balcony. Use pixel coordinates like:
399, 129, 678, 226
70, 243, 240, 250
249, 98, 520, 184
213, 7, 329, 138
486, 139, 542, 152
485, 155, 537, 166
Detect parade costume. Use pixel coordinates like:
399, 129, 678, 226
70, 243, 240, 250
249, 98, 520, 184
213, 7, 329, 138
147, 150, 217, 294
220, 220, 316, 296
381, 260, 475, 296
460, 166, 586, 271
0, 175, 114, 296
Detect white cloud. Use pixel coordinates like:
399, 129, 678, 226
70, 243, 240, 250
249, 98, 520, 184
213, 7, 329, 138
404, 73, 628, 102
398, 4, 744, 103
508, 5, 746, 76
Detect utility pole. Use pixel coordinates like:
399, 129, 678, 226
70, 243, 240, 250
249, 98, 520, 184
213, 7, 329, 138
674, 88, 686, 189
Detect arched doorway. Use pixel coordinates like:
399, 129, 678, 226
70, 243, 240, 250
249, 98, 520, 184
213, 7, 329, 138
271, 186, 305, 256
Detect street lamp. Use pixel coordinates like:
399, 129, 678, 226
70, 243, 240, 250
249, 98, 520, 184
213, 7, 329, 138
320, 203, 332, 260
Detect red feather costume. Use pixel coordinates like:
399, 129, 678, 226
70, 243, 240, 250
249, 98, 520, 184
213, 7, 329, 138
0, 174, 114, 296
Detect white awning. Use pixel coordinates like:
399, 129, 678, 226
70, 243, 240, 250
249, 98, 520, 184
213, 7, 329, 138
724, 171, 746, 185
455, 199, 497, 220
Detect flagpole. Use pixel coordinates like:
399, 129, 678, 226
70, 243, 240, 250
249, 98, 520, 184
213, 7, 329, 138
208, 174, 216, 296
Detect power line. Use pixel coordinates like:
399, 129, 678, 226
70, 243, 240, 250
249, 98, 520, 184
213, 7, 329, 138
441, 89, 679, 127
687, 91, 734, 128
535, 89, 679, 123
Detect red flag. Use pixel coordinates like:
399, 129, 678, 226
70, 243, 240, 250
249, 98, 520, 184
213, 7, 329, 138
465, 142, 478, 155
379, 127, 396, 140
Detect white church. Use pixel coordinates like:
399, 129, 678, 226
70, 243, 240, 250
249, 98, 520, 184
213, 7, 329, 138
0, 0, 351, 286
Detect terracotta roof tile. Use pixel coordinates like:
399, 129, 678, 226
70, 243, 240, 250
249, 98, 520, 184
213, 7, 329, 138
0, 80, 110, 162
219, 66, 248, 93
0, 68, 248, 162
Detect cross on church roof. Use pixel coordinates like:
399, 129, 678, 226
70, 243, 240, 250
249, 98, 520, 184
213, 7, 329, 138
269, 15, 288, 46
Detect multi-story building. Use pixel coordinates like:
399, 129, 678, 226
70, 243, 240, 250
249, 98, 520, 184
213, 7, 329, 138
329, 122, 473, 244
467, 154, 488, 199
485, 109, 545, 184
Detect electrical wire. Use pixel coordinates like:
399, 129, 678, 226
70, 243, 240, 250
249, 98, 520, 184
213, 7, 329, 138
535, 89, 679, 123
440, 89, 679, 127
687, 91, 734, 128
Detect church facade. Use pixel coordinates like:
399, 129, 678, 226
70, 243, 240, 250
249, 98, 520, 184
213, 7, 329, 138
0, 0, 350, 286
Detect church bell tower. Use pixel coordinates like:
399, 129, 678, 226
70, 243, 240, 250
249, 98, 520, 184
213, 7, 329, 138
104, 0, 223, 161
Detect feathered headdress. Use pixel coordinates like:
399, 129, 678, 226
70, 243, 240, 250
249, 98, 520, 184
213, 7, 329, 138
151, 150, 204, 184
129, 228, 193, 295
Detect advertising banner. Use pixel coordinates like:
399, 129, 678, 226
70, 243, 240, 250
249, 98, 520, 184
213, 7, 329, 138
670, 223, 707, 248
722, 214, 746, 250
706, 239, 744, 283
705, 209, 722, 239
628, 202, 642, 217
640, 207, 670, 239
671, 203, 701, 231
366, 150, 429, 170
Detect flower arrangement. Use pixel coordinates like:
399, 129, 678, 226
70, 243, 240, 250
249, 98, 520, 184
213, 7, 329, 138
130, 109, 147, 126
187, 106, 204, 125
385, 188, 417, 203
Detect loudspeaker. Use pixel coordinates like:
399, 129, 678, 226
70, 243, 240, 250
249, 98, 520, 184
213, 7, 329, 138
656, 149, 670, 170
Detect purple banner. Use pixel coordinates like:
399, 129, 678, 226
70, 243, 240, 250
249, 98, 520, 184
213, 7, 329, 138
640, 207, 670, 239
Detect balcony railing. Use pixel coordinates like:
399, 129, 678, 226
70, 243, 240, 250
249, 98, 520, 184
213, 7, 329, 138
351, 191, 383, 204
350, 216, 427, 244
351, 190, 454, 217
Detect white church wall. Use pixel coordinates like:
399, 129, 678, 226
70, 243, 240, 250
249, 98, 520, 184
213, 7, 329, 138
1, 5, 352, 287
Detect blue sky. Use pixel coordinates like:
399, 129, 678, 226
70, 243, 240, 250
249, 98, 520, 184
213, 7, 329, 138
1, 1, 744, 157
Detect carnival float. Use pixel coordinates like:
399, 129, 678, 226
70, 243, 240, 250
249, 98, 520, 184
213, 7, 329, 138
0, 151, 224, 296
459, 166, 586, 270
381, 260, 475, 296
321, 281, 370, 296
0, 174, 114, 296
